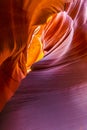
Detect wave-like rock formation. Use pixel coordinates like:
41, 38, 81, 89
0, 0, 87, 129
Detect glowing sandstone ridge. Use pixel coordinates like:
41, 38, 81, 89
0, 0, 87, 111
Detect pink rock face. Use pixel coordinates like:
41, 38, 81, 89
0, 0, 87, 130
